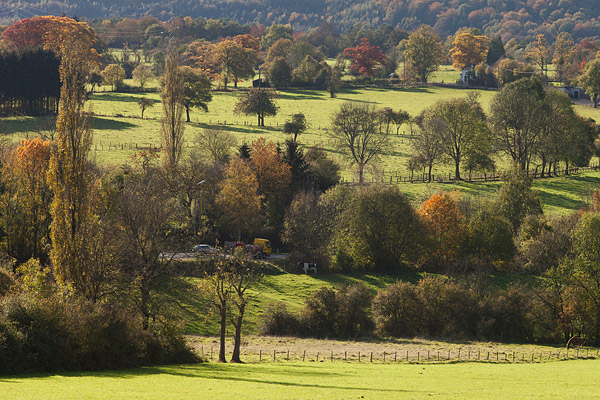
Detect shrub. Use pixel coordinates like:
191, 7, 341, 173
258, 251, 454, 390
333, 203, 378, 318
416, 276, 479, 338
0, 293, 197, 374
0, 268, 14, 297
372, 281, 421, 337
478, 285, 536, 342
373, 276, 479, 339
299, 286, 339, 338
335, 283, 374, 338
299, 283, 374, 338
259, 302, 300, 336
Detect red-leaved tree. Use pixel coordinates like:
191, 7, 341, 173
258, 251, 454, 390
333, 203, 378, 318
342, 38, 387, 76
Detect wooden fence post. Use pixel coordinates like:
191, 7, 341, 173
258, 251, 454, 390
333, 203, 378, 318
303, 350, 306, 362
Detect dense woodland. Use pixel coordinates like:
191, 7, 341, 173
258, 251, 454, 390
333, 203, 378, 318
1, 0, 600, 40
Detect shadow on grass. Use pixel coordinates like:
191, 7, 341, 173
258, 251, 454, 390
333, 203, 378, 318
336, 97, 380, 104
26, 363, 414, 393
278, 89, 325, 100
91, 116, 137, 130
190, 123, 282, 135
91, 93, 150, 103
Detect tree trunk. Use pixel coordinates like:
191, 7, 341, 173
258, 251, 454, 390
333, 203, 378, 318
223, 76, 228, 91
358, 164, 365, 185
541, 157, 546, 178
428, 163, 433, 182
595, 300, 600, 347
140, 284, 150, 331
186, 106, 190, 123
231, 303, 245, 363
219, 305, 227, 363
455, 160, 461, 180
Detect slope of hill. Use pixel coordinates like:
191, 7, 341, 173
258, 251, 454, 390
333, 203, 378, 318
0, 0, 599, 40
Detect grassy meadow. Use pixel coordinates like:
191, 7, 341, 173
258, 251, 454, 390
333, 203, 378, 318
1, 359, 599, 399
2, 80, 600, 214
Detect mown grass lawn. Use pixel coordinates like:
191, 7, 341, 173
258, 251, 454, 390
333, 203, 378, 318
1, 359, 599, 399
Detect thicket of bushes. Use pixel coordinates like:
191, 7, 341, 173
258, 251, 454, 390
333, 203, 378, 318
259, 277, 559, 344
0, 293, 197, 374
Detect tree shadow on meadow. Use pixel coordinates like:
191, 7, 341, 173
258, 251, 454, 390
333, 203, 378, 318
20, 363, 412, 393
91, 116, 137, 130
278, 89, 325, 101
91, 93, 153, 103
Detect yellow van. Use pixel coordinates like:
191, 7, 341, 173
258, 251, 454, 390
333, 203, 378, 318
253, 238, 272, 256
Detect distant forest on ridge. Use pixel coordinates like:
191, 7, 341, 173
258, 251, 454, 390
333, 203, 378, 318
0, 0, 599, 40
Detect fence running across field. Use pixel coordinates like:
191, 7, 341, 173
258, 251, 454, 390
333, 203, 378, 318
199, 346, 600, 364
90, 113, 600, 185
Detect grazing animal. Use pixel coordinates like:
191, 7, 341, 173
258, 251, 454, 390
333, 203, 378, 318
566, 336, 585, 349
297, 262, 317, 275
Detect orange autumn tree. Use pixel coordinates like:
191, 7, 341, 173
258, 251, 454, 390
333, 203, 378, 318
249, 138, 291, 199
217, 158, 264, 240
418, 191, 465, 262
183, 40, 221, 80
3, 16, 99, 65
1, 138, 52, 263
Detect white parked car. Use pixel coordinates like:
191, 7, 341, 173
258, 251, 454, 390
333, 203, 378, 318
191, 244, 219, 255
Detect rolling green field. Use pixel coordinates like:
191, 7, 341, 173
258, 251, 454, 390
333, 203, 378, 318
183, 266, 524, 336
1, 359, 599, 399
3, 83, 600, 214
184, 269, 412, 335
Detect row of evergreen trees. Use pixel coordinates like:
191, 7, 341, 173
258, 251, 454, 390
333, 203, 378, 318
0, 49, 60, 116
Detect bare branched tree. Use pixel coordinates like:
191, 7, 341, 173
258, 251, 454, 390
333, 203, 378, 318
329, 102, 390, 184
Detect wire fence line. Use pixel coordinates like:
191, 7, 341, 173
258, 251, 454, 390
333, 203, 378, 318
198, 346, 600, 364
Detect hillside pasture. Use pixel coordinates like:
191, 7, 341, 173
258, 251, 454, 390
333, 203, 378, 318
1, 84, 600, 215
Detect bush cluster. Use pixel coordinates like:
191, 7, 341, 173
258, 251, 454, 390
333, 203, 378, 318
261, 277, 541, 343
260, 283, 373, 339
0, 293, 197, 374
372, 276, 535, 342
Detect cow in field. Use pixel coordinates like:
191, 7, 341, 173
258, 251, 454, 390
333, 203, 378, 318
566, 336, 585, 349
298, 262, 317, 275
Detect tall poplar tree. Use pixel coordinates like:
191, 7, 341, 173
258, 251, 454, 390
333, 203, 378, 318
48, 20, 99, 295
161, 52, 185, 169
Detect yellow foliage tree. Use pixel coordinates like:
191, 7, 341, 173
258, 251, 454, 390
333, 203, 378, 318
249, 138, 291, 199
450, 32, 489, 70
216, 158, 264, 240
48, 18, 99, 295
